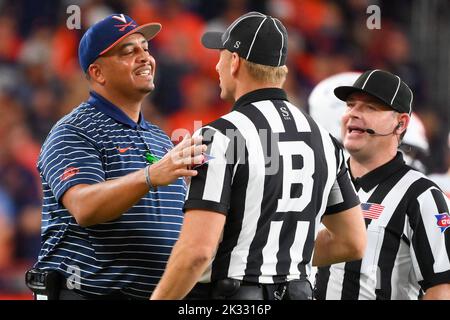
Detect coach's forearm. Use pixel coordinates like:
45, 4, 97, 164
313, 207, 366, 266
312, 229, 336, 266
151, 241, 211, 299
312, 228, 364, 266
62, 167, 151, 227
423, 283, 450, 300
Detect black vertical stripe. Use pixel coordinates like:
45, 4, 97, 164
209, 120, 249, 281
301, 111, 328, 276
405, 179, 437, 291
187, 127, 215, 201
341, 218, 371, 300
314, 266, 330, 300
431, 188, 449, 213
331, 135, 342, 176
375, 205, 407, 300
341, 260, 363, 299
431, 189, 450, 268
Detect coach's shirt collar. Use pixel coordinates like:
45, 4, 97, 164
233, 88, 288, 110
349, 152, 405, 192
87, 91, 150, 130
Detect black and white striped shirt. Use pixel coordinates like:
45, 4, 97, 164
315, 152, 450, 299
184, 88, 360, 284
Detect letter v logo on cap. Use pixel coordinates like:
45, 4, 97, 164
112, 14, 127, 23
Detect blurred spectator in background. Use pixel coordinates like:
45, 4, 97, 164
166, 73, 228, 137
150, 0, 208, 115
0, 93, 41, 297
0, 188, 15, 270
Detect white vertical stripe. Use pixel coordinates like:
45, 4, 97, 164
252, 101, 285, 133
325, 264, 346, 299
271, 18, 284, 66
287, 221, 310, 279
357, 273, 377, 300
407, 85, 413, 114
222, 111, 266, 278
389, 235, 420, 299
390, 75, 402, 105
361, 69, 379, 89
223, 13, 265, 45
246, 18, 267, 60
409, 232, 424, 282
285, 102, 311, 132
201, 129, 231, 202
417, 188, 450, 272
259, 221, 283, 281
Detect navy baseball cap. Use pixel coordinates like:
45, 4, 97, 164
78, 14, 161, 73
334, 69, 413, 114
201, 11, 288, 67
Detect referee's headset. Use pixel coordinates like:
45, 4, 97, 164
365, 122, 403, 136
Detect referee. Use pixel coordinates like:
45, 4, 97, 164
314, 70, 450, 300
151, 12, 366, 300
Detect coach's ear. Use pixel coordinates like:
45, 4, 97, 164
87, 63, 106, 85
230, 52, 241, 78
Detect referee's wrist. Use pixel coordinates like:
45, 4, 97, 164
144, 165, 157, 191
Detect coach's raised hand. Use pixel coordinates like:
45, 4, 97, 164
147, 134, 206, 187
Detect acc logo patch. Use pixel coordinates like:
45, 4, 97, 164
435, 213, 450, 233
60, 167, 80, 181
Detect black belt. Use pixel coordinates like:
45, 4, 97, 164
57, 278, 136, 300
26, 268, 137, 300
186, 278, 313, 300
58, 288, 134, 300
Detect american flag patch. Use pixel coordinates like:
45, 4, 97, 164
361, 203, 384, 219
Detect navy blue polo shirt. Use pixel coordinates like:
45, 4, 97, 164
35, 91, 186, 299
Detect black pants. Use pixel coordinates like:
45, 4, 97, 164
186, 279, 313, 300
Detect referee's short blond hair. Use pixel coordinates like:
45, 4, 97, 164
243, 59, 288, 84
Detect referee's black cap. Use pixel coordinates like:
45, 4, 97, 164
334, 69, 413, 114
201, 11, 288, 67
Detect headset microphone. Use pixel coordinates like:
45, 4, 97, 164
365, 128, 378, 135
365, 123, 403, 136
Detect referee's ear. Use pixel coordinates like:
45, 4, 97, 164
230, 52, 241, 78
396, 113, 410, 135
